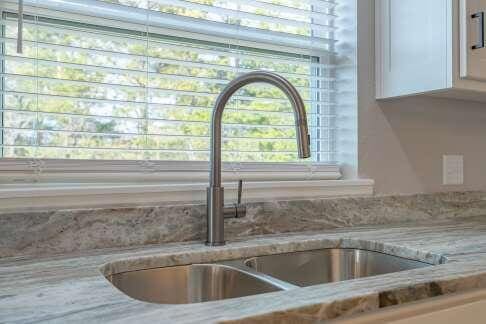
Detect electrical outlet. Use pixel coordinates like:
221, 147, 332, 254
443, 155, 464, 185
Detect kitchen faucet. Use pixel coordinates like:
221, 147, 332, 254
206, 71, 311, 246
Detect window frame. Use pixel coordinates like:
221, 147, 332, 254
0, 1, 348, 190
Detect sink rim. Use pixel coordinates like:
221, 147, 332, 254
101, 244, 446, 278
242, 247, 440, 267
102, 246, 443, 305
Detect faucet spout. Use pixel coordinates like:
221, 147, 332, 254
206, 71, 311, 246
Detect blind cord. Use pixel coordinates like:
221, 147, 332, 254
16, 0, 23, 54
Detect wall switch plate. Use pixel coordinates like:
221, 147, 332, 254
443, 155, 464, 185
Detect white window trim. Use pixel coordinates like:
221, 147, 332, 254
0, 158, 373, 210
0, 158, 342, 183
0, 179, 374, 211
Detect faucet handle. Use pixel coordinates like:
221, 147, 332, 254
237, 179, 243, 205
235, 179, 246, 218
223, 179, 246, 219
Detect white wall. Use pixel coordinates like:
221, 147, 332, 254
358, 0, 486, 194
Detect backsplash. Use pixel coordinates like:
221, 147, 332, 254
1, 191, 486, 258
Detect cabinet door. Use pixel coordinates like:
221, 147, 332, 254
460, 0, 486, 81
376, 0, 451, 98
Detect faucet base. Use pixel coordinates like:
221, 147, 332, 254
205, 241, 226, 247
206, 186, 225, 246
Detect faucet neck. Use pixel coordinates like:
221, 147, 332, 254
209, 71, 311, 188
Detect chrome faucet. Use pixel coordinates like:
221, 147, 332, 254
206, 71, 311, 246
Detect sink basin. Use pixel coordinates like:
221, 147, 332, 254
106, 264, 284, 304
244, 248, 432, 287
105, 248, 434, 304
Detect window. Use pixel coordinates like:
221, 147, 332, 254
0, 0, 343, 165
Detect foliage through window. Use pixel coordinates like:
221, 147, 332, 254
0, 0, 339, 163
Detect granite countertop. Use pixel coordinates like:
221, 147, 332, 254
3, 216, 486, 323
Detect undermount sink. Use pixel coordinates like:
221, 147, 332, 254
105, 248, 433, 304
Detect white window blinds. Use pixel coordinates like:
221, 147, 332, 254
0, 0, 340, 163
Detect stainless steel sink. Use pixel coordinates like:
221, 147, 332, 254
105, 248, 433, 304
106, 264, 286, 304
244, 248, 432, 287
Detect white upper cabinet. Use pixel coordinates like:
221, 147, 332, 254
376, 0, 486, 101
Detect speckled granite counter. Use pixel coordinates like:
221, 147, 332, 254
3, 216, 486, 323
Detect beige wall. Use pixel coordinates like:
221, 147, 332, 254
358, 0, 486, 194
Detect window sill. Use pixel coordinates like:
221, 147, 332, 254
0, 179, 374, 211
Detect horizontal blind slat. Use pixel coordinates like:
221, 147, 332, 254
1, 145, 328, 154
4, 74, 337, 103
4, 90, 342, 108
3, 71, 336, 94
2, 107, 338, 119
1, 125, 335, 141
2, 122, 337, 134
0, 34, 337, 69
2, 52, 337, 82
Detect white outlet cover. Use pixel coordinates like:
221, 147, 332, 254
443, 155, 464, 185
